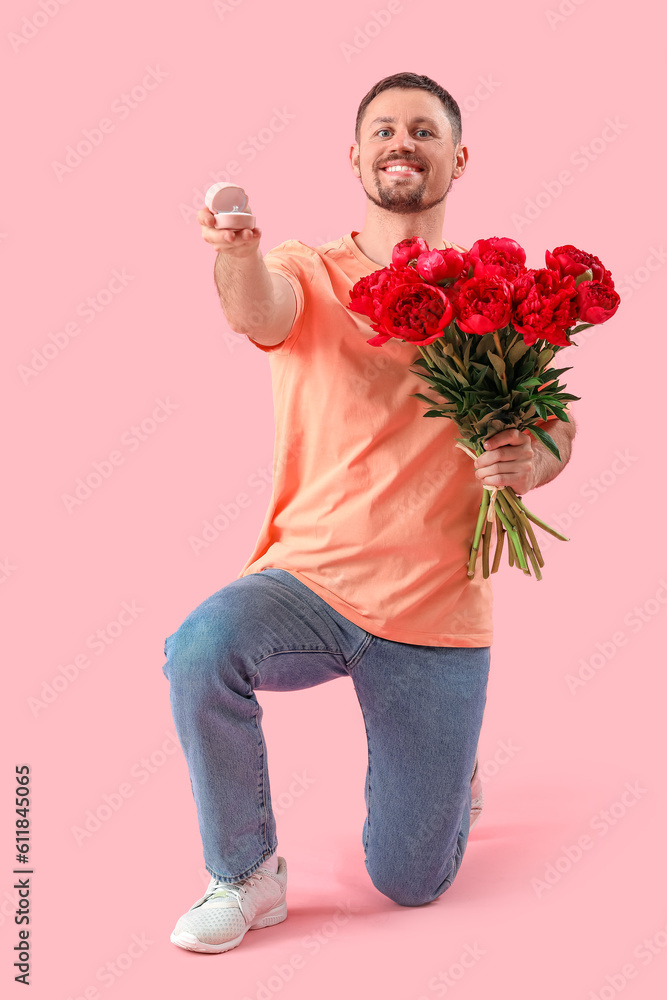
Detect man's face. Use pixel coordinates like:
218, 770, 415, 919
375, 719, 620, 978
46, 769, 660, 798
350, 88, 467, 215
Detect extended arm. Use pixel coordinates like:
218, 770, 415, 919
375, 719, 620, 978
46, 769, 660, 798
197, 203, 297, 346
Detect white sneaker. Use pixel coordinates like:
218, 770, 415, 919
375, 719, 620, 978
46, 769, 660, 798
470, 755, 483, 830
170, 857, 287, 954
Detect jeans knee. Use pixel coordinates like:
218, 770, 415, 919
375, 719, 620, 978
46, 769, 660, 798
366, 847, 463, 907
162, 602, 255, 695
367, 867, 453, 907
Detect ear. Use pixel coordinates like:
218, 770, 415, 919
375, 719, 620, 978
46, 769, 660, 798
452, 144, 469, 180
349, 143, 361, 178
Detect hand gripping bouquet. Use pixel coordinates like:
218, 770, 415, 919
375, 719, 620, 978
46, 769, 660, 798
348, 237, 621, 581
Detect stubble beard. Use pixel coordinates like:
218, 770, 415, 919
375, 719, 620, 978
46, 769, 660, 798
362, 167, 453, 215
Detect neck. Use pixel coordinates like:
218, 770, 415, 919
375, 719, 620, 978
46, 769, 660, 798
351, 201, 451, 267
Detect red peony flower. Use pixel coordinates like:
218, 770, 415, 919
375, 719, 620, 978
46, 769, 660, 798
576, 280, 621, 324
468, 237, 527, 282
450, 274, 513, 335
349, 266, 422, 321
545, 244, 614, 288
392, 237, 430, 269
369, 282, 453, 346
511, 268, 578, 347
416, 247, 466, 284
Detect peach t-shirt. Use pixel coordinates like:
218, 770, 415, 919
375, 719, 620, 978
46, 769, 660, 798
237, 232, 554, 647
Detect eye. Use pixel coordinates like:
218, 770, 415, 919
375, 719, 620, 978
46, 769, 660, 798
377, 128, 392, 137
416, 129, 432, 137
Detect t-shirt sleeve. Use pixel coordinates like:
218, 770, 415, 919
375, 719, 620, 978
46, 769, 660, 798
245, 239, 316, 355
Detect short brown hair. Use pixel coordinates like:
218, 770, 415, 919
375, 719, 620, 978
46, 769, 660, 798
355, 72, 462, 147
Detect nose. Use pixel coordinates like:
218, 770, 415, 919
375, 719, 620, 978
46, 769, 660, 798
389, 126, 416, 153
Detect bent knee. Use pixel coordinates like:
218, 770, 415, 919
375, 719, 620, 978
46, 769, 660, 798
162, 602, 250, 688
371, 875, 452, 907
366, 858, 459, 907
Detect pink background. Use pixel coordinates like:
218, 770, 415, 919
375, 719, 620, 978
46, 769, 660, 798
2, 0, 665, 997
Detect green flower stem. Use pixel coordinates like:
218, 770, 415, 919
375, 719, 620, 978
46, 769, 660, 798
492, 498, 528, 572
482, 514, 492, 578
504, 499, 541, 580
467, 488, 491, 578
507, 531, 515, 567
496, 493, 530, 574
491, 516, 505, 573
503, 489, 545, 568
520, 504, 570, 541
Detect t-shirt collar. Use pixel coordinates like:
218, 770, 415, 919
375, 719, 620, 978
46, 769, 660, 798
343, 231, 455, 271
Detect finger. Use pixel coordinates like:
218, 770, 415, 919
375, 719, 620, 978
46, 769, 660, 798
198, 207, 217, 227
479, 441, 531, 464
476, 460, 531, 480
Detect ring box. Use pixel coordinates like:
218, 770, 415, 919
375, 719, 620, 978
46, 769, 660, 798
204, 182, 256, 230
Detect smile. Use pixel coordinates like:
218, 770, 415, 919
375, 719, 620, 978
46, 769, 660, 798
380, 165, 424, 175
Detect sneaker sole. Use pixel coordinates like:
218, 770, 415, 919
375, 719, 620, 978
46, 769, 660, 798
170, 898, 287, 954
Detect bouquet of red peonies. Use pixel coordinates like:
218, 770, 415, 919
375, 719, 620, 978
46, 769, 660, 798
348, 236, 621, 580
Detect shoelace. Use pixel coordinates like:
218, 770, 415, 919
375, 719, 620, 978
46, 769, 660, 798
195, 872, 264, 909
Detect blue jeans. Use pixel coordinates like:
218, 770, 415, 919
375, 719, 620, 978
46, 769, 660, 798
161, 567, 490, 907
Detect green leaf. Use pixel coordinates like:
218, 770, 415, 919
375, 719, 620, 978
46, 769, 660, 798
574, 268, 594, 287
423, 410, 444, 417
410, 392, 438, 405
528, 424, 561, 461
569, 323, 595, 335
474, 333, 496, 358
508, 340, 530, 365
488, 353, 506, 378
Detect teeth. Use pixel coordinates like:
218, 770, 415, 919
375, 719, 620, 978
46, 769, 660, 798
383, 165, 421, 172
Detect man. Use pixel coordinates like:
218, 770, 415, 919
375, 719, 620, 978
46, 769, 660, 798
162, 71, 575, 954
